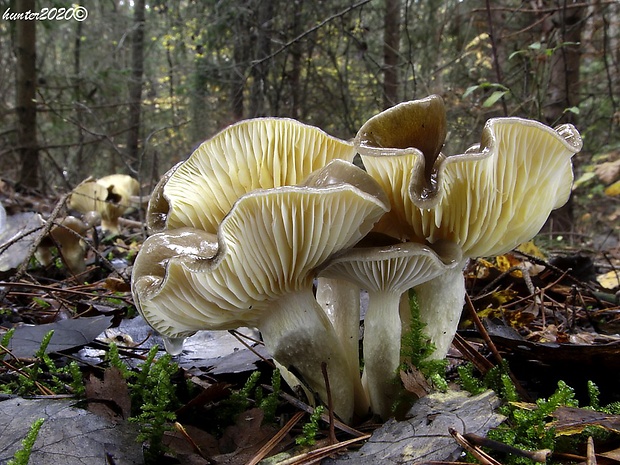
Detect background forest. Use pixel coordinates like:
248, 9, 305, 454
1, 0, 619, 234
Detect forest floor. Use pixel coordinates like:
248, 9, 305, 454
0, 161, 619, 464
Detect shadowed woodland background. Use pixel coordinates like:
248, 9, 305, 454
1, 0, 619, 237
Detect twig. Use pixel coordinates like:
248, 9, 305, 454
465, 293, 531, 401
270, 434, 371, 465
246, 411, 305, 465
587, 436, 597, 465
261, 385, 366, 438
321, 361, 337, 445
462, 431, 551, 462
228, 329, 275, 368
174, 421, 214, 463
452, 333, 494, 374
449, 428, 503, 465
252, 0, 373, 66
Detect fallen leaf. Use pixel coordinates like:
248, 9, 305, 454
604, 180, 620, 196
517, 241, 546, 259
324, 390, 505, 465
496, 253, 523, 277
595, 159, 620, 185
549, 406, 620, 435
400, 366, 431, 398
84, 367, 132, 421
597, 270, 620, 290
6, 315, 113, 358
573, 171, 596, 190
0, 211, 44, 271
216, 408, 283, 464
0, 397, 143, 465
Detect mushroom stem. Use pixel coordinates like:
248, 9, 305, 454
316, 277, 369, 417
361, 289, 404, 419
259, 288, 362, 424
414, 261, 467, 360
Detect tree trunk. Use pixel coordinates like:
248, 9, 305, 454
540, 1, 585, 236
73, 19, 85, 184
15, 0, 39, 191
383, 0, 400, 109
289, 2, 304, 119
230, 16, 249, 121
126, 0, 146, 170
543, 2, 584, 126
249, 0, 274, 118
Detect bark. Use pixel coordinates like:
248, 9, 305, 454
73, 19, 85, 184
230, 17, 249, 121
383, 0, 401, 109
249, 0, 274, 117
126, 0, 146, 169
15, 0, 39, 191
542, 1, 584, 126
540, 1, 585, 235
288, 1, 304, 119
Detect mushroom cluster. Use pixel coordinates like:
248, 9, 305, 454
131, 97, 582, 423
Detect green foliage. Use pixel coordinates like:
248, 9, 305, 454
587, 380, 600, 410
230, 370, 261, 413
129, 349, 179, 462
7, 418, 45, 465
457, 363, 486, 396
296, 406, 325, 447
400, 290, 448, 382
257, 369, 281, 424
31, 297, 51, 309
486, 381, 577, 465
104, 341, 132, 379
459, 364, 620, 465
1, 328, 15, 359
207, 368, 283, 434
0, 328, 86, 396
103, 343, 181, 461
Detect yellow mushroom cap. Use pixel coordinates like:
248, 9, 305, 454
132, 160, 388, 423
361, 116, 582, 258
148, 118, 357, 234
355, 95, 447, 208
132, 160, 389, 338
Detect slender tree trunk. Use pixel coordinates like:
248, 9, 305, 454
230, 26, 248, 121
73, 19, 85, 184
126, 0, 146, 170
249, 0, 274, 117
543, 2, 584, 126
540, 1, 585, 236
289, 2, 304, 119
383, 0, 400, 109
15, 0, 39, 191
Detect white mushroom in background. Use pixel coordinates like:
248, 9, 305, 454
68, 174, 140, 234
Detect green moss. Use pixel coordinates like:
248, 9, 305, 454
7, 418, 44, 465
400, 289, 448, 382
296, 406, 325, 446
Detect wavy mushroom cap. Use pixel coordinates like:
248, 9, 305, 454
132, 160, 388, 423
148, 118, 357, 234
132, 160, 389, 338
355, 95, 447, 208
362, 117, 582, 258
